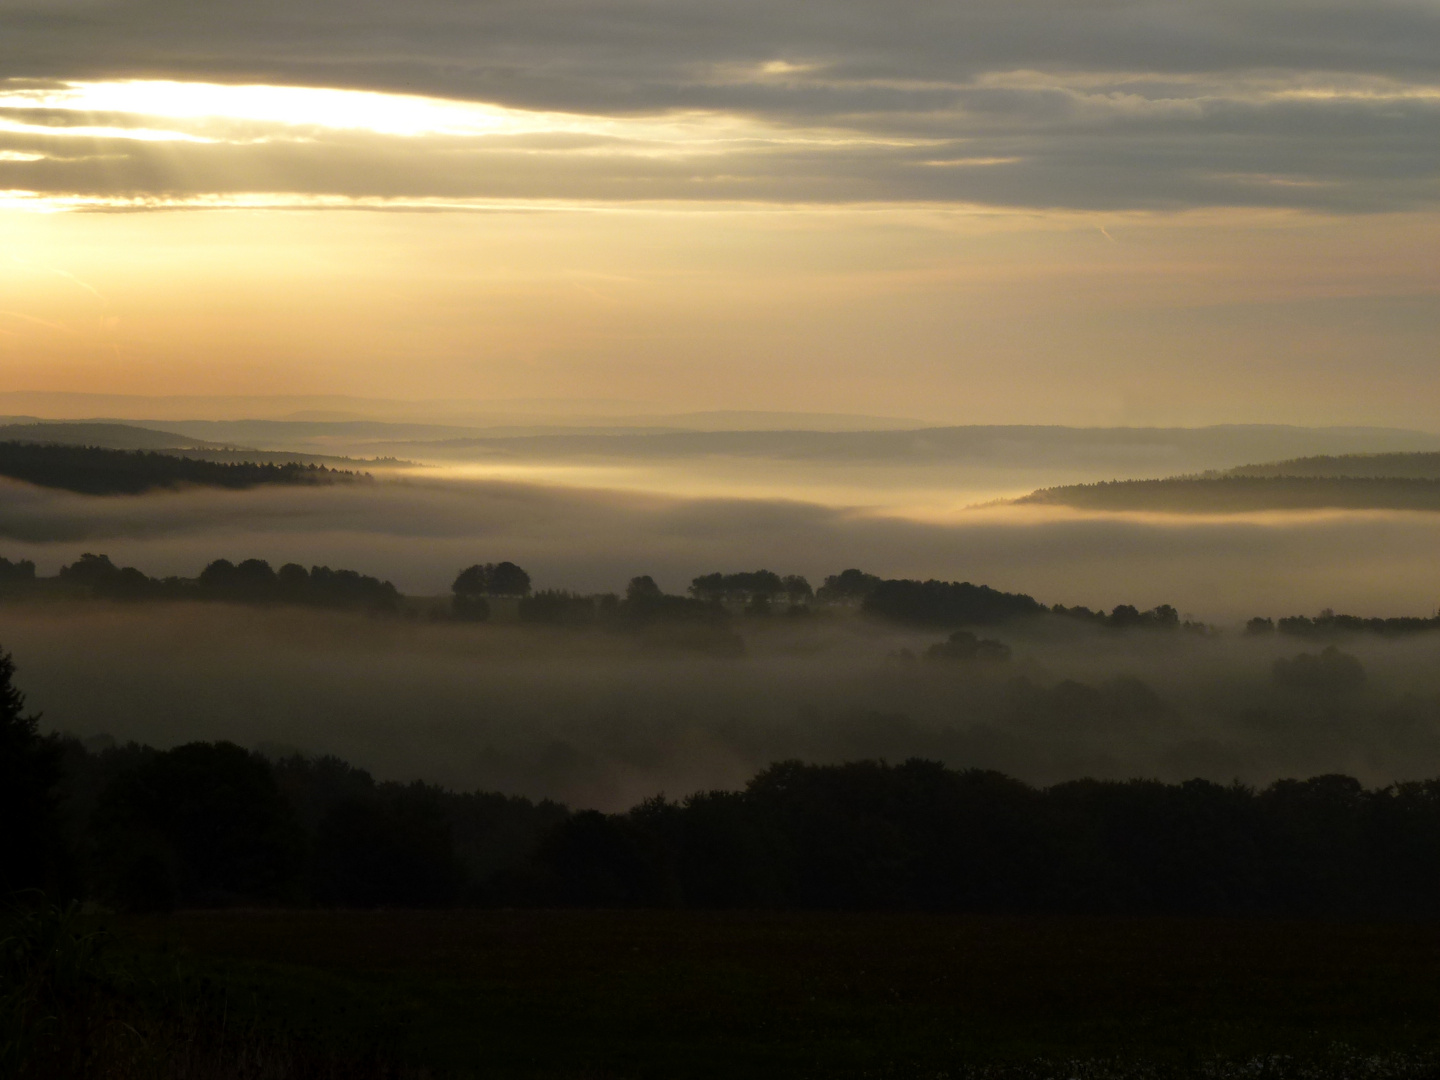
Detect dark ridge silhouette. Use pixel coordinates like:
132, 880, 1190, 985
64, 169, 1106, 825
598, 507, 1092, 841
7, 640, 1440, 917
0, 441, 362, 495
1229, 451, 1440, 480
43, 728, 1440, 917
398, 423, 1440, 468
1019, 475, 1440, 513
0, 420, 216, 450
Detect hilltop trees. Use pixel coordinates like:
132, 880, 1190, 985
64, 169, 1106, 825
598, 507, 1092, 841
0, 440, 356, 495
686, 570, 815, 615
452, 561, 532, 620
198, 559, 400, 611
689, 570, 786, 605
863, 577, 1046, 627
816, 569, 881, 604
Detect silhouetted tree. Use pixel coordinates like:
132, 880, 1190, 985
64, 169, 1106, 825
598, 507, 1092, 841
625, 575, 663, 603
540, 810, 649, 906
0, 555, 36, 586
781, 575, 814, 606
489, 561, 532, 597
689, 570, 786, 605
0, 647, 66, 896
57, 553, 121, 590
816, 569, 882, 604
91, 742, 304, 911
277, 562, 310, 599
451, 564, 492, 621
313, 785, 464, 907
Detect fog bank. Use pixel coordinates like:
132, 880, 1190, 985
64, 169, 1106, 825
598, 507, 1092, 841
3, 476, 1440, 621
8, 604, 1440, 810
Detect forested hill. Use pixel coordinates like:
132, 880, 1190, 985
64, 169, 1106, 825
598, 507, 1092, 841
0, 441, 362, 495
1228, 451, 1440, 479
1019, 475, 1440, 513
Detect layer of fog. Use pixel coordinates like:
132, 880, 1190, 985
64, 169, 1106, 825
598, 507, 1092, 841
7, 473, 1440, 806
27, 419, 1440, 517
6, 475, 1440, 621
9, 602, 1440, 810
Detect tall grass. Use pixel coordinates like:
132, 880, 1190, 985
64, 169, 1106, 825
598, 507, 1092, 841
0, 895, 426, 1079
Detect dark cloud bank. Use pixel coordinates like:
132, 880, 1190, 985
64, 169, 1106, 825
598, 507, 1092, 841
1, 0, 1438, 209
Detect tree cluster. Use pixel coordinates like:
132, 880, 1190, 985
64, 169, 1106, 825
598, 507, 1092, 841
0, 556, 35, 586
451, 561, 533, 620
815, 568, 883, 604
688, 570, 813, 610
861, 577, 1046, 627
1051, 602, 1207, 632
34, 733, 566, 911
0, 441, 357, 495
541, 760, 1440, 916
1245, 609, 1440, 638
47, 553, 402, 612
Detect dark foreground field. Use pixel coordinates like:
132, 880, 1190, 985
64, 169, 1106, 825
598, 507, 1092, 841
115, 910, 1440, 1079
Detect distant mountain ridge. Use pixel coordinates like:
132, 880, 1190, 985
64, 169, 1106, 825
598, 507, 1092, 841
0, 421, 218, 451
83, 420, 1440, 472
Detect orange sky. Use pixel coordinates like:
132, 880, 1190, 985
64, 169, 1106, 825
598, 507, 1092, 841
3, 197, 1437, 426
1, 5, 1438, 428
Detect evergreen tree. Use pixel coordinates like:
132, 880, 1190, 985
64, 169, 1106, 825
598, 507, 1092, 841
0, 647, 65, 896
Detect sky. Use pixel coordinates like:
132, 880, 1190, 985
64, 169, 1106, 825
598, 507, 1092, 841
0, 0, 1437, 425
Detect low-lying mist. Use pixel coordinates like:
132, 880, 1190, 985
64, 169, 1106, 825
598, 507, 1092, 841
10, 601, 1440, 810
5, 475, 1440, 620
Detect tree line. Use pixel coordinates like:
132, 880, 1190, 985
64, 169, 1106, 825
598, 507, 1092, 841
9, 553, 405, 612
0, 441, 359, 495
12, 549, 1438, 640
3, 647, 1437, 917
1247, 609, 1440, 637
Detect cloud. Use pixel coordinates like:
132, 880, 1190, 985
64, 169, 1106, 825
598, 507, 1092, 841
0, 1, 1436, 209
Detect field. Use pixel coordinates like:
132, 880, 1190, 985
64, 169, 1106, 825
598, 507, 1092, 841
113, 910, 1440, 1078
